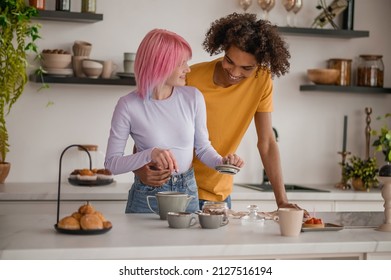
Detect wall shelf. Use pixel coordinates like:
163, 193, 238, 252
277, 27, 369, 38
29, 74, 135, 86
34, 10, 103, 23
300, 85, 391, 94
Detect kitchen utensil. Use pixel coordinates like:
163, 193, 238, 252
146, 191, 194, 220
167, 212, 197, 229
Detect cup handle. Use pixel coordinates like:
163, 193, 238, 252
221, 217, 229, 227
273, 215, 279, 223
146, 195, 158, 215
189, 216, 197, 227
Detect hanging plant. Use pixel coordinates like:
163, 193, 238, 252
0, 0, 41, 164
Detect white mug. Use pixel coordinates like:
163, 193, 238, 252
274, 208, 304, 237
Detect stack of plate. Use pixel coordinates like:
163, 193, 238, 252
43, 67, 74, 77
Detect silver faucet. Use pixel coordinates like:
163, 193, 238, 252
262, 127, 278, 184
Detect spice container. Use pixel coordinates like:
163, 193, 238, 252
357, 55, 384, 87
82, 0, 96, 13
29, 0, 45, 10
56, 0, 71, 12
328, 58, 352, 86
202, 201, 228, 221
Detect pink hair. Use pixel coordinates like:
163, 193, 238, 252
134, 29, 192, 99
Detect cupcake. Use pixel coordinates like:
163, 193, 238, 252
95, 168, 113, 180
76, 168, 97, 181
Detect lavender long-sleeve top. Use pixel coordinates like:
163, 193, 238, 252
104, 86, 223, 175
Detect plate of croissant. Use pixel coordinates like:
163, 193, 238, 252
55, 202, 112, 235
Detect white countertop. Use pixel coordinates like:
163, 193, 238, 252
0, 182, 383, 202
1, 211, 390, 260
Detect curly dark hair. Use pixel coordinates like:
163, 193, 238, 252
202, 13, 290, 77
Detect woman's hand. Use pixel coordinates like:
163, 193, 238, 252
222, 154, 245, 168
151, 148, 179, 173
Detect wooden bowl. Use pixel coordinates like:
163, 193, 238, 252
307, 68, 340, 85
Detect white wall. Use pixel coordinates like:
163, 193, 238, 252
7, 0, 391, 184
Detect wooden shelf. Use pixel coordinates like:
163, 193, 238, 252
277, 27, 369, 38
300, 85, 391, 94
29, 74, 135, 86
34, 10, 103, 23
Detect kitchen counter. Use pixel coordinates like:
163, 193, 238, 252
0, 182, 385, 212
0, 182, 383, 201
1, 211, 390, 260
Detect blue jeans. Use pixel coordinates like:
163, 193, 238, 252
199, 195, 232, 210
125, 168, 199, 213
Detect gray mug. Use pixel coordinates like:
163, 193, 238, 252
167, 212, 197, 229
198, 213, 229, 229
147, 191, 194, 220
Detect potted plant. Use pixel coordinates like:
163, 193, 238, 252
0, 0, 41, 183
343, 156, 379, 191
371, 113, 391, 177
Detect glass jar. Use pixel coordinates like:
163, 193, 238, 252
357, 55, 384, 87
81, 0, 96, 13
29, 0, 46, 10
56, 0, 71, 12
77, 144, 105, 171
240, 205, 265, 226
328, 58, 352, 86
202, 201, 228, 221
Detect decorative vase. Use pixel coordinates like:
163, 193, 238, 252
0, 162, 11, 184
351, 178, 367, 191
379, 162, 391, 177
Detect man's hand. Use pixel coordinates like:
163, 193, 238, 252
278, 202, 310, 218
134, 163, 171, 186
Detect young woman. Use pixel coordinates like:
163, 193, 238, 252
104, 29, 244, 213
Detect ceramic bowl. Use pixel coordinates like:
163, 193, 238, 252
82, 60, 103, 78
41, 52, 72, 69
307, 69, 340, 85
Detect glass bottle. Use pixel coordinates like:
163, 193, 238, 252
82, 0, 97, 13
56, 0, 71, 11
328, 58, 352, 86
357, 55, 384, 87
241, 205, 265, 226
29, 0, 46, 10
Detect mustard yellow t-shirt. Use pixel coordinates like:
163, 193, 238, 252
186, 58, 274, 201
